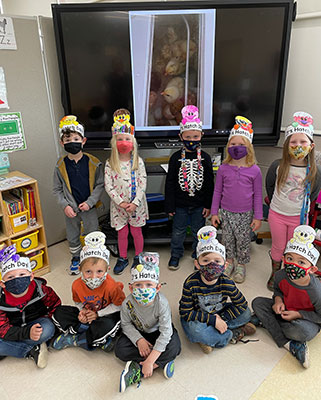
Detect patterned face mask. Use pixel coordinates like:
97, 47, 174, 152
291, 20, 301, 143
132, 287, 157, 306
284, 261, 311, 280
288, 145, 311, 160
81, 272, 107, 290
182, 140, 201, 152
199, 261, 225, 281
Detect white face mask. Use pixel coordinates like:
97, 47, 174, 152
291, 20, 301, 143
81, 272, 107, 290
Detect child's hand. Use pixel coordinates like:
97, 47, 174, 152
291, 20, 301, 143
140, 359, 154, 378
211, 215, 220, 227
126, 203, 137, 213
78, 202, 90, 212
78, 309, 88, 323
250, 219, 261, 232
85, 309, 98, 323
64, 205, 76, 218
281, 310, 302, 321
119, 201, 129, 209
169, 212, 175, 217
272, 299, 285, 314
202, 208, 211, 218
215, 315, 228, 333
137, 338, 153, 358
30, 323, 43, 341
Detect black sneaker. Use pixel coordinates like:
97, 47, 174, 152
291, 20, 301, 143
27, 342, 48, 368
113, 257, 129, 275
0, 356, 6, 360
131, 255, 140, 269
100, 337, 115, 353
168, 256, 180, 271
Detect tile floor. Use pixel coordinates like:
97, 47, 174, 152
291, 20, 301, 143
0, 236, 320, 400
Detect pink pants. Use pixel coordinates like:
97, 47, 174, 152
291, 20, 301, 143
268, 209, 300, 262
118, 224, 144, 258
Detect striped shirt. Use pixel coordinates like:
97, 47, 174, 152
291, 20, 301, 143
179, 271, 248, 326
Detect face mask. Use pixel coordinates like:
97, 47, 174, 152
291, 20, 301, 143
199, 261, 225, 281
4, 276, 31, 295
64, 142, 83, 155
81, 272, 107, 290
288, 145, 311, 160
117, 141, 133, 154
132, 287, 157, 306
228, 145, 248, 160
284, 261, 311, 280
182, 140, 201, 151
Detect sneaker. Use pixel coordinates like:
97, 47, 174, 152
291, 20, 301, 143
230, 322, 256, 344
0, 355, 6, 360
250, 313, 263, 328
289, 340, 310, 368
234, 264, 246, 283
100, 337, 115, 353
168, 256, 180, 271
114, 257, 129, 275
131, 255, 140, 269
163, 360, 175, 379
69, 257, 80, 275
119, 360, 142, 393
52, 333, 78, 350
199, 342, 213, 354
224, 262, 234, 277
27, 342, 48, 368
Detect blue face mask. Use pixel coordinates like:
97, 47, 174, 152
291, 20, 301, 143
4, 276, 31, 295
183, 140, 201, 151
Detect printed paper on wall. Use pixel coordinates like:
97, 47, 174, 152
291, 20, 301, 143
0, 112, 27, 152
0, 67, 9, 109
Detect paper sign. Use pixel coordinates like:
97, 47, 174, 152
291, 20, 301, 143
0, 176, 29, 190
0, 67, 9, 109
0, 17, 17, 50
0, 112, 26, 152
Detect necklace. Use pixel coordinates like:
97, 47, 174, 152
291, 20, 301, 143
179, 147, 203, 196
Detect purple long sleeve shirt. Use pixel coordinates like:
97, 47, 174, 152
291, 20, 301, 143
211, 163, 263, 220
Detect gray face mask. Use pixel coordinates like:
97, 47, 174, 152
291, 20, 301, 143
81, 272, 107, 290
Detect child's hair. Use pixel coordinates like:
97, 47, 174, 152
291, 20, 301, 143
60, 129, 83, 141
277, 136, 317, 193
223, 136, 257, 166
80, 257, 108, 271
109, 134, 139, 174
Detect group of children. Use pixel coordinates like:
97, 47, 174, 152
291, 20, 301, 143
0, 105, 321, 392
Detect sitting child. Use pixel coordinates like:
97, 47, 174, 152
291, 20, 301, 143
252, 225, 321, 369
115, 252, 181, 393
179, 226, 256, 353
52, 231, 125, 351
0, 245, 61, 368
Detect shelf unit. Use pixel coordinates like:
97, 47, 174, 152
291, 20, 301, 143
0, 171, 50, 277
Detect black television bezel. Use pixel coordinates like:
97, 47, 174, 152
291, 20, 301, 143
52, 0, 295, 149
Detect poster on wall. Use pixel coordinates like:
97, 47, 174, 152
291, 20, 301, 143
0, 112, 27, 152
0, 67, 9, 109
0, 17, 17, 50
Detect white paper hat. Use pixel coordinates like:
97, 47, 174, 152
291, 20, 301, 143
80, 231, 110, 265
228, 115, 254, 143
285, 112, 314, 141
0, 244, 31, 278
131, 252, 160, 284
196, 226, 226, 261
59, 115, 84, 138
180, 105, 202, 133
285, 225, 319, 265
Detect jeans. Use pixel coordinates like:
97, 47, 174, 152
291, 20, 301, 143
171, 206, 205, 258
180, 307, 251, 348
0, 317, 56, 358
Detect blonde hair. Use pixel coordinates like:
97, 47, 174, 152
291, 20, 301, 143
276, 136, 317, 193
223, 136, 257, 166
108, 134, 139, 175
80, 257, 108, 271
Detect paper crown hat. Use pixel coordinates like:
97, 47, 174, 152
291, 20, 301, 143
59, 115, 84, 138
285, 111, 314, 141
228, 115, 254, 143
180, 105, 202, 133
196, 226, 226, 261
0, 244, 32, 278
284, 225, 319, 265
112, 108, 135, 136
80, 231, 110, 265
131, 252, 160, 284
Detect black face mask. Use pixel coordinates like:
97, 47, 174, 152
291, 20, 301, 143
5, 276, 31, 295
182, 140, 201, 152
64, 142, 82, 155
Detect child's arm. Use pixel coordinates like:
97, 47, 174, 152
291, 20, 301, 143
0, 310, 31, 341
295, 280, 321, 324
265, 160, 279, 201
250, 166, 263, 231
42, 284, 62, 317
221, 282, 248, 320
97, 280, 125, 316
210, 166, 223, 226
53, 168, 71, 210
104, 161, 125, 205
120, 300, 145, 346
272, 296, 285, 314
82, 162, 104, 209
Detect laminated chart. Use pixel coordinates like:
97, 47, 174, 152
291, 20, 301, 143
0, 112, 26, 152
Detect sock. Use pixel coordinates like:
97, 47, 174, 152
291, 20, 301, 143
284, 342, 290, 351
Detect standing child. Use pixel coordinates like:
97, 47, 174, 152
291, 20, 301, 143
105, 109, 148, 275
0, 245, 61, 368
53, 115, 104, 275
265, 111, 321, 290
179, 226, 255, 354
211, 116, 262, 283
52, 231, 125, 352
115, 252, 181, 393
252, 225, 321, 369
165, 105, 214, 270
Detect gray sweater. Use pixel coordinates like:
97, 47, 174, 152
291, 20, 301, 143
120, 292, 173, 352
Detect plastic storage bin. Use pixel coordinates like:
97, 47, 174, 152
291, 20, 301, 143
29, 250, 44, 272
8, 210, 28, 233
11, 230, 39, 252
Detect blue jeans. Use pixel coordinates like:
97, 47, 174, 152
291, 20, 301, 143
181, 307, 251, 348
0, 317, 56, 358
171, 206, 205, 258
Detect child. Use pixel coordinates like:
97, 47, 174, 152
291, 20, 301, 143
265, 111, 321, 290
53, 115, 104, 275
211, 116, 262, 283
252, 225, 321, 369
115, 252, 181, 393
179, 226, 256, 354
0, 245, 61, 368
165, 105, 214, 270
52, 231, 125, 352
105, 109, 148, 275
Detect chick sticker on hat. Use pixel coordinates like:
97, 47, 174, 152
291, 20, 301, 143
180, 105, 202, 133
59, 115, 84, 138
0, 244, 32, 278
285, 225, 319, 265
196, 226, 226, 261
228, 115, 254, 143
112, 108, 135, 136
285, 112, 314, 141
80, 231, 110, 265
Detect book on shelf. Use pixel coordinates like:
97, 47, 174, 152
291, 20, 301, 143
22, 186, 37, 226
2, 186, 37, 226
